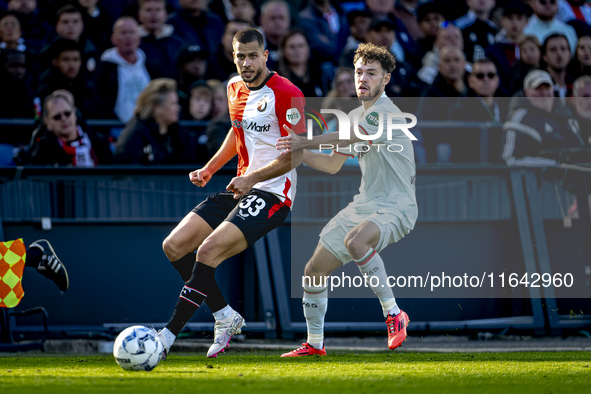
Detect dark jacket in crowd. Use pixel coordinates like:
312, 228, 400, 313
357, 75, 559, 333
166, 9, 224, 57
278, 59, 326, 97
80, 5, 114, 51
298, 1, 349, 64
486, 42, 519, 95
508, 61, 536, 95
139, 24, 187, 80
36, 66, 97, 117
205, 44, 237, 82
0, 69, 36, 145
502, 98, 585, 166
11, 10, 54, 55
448, 92, 506, 163
455, 12, 498, 63
40, 36, 100, 77
114, 117, 203, 164
28, 124, 112, 166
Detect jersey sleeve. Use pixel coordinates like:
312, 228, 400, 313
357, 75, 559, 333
275, 83, 307, 136
354, 104, 408, 144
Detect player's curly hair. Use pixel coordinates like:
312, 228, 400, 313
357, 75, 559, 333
353, 43, 396, 74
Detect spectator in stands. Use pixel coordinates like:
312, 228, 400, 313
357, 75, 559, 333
572, 75, 591, 146
42, 5, 99, 75
417, 23, 468, 84
448, 58, 504, 162
205, 81, 232, 159
259, 0, 290, 71
205, 18, 252, 82
523, 0, 578, 54
567, 35, 591, 80
7, 0, 53, 53
410, 1, 445, 69
367, 18, 417, 96
28, 91, 112, 166
321, 68, 359, 132
230, 0, 258, 26
455, 0, 498, 62
36, 39, 95, 117
115, 78, 201, 164
76, 0, 113, 51
176, 44, 209, 94
419, 46, 468, 162
393, 0, 422, 41
486, 1, 531, 92
277, 29, 325, 97
509, 35, 541, 93
138, 0, 186, 80
210, 80, 229, 119
0, 49, 35, 145
298, 0, 349, 64
95, 17, 155, 122
182, 80, 213, 121
167, 0, 224, 57
502, 69, 584, 166
342, 10, 372, 54
542, 33, 573, 99
0, 11, 25, 51
365, 0, 416, 61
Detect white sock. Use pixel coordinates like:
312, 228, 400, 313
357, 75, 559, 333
212, 304, 233, 321
161, 327, 176, 347
303, 282, 328, 348
355, 248, 399, 318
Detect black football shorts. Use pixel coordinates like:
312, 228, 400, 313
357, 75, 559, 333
191, 189, 290, 246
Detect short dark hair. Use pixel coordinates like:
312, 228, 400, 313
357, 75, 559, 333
353, 42, 396, 74
542, 33, 570, 55
50, 38, 81, 59
232, 27, 264, 49
56, 5, 82, 25
472, 57, 496, 69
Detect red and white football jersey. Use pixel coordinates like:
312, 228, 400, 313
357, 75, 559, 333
228, 72, 306, 207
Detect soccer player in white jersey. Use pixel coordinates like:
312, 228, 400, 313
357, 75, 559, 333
150, 28, 305, 358
276, 43, 418, 356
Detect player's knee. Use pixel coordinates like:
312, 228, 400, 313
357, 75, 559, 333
304, 261, 329, 279
195, 239, 219, 266
344, 233, 366, 260
162, 237, 182, 261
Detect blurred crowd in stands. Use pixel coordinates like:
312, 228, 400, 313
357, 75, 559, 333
0, 0, 589, 167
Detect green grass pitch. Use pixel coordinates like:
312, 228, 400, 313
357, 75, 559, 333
1, 350, 590, 394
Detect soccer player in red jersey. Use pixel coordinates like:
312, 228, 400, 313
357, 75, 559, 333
151, 28, 305, 358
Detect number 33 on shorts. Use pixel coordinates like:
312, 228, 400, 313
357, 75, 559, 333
238, 195, 266, 217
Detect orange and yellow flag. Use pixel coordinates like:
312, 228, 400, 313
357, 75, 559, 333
0, 239, 26, 308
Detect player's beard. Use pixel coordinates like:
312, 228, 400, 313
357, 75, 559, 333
241, 65, 263, 83
357, 80, 384, 101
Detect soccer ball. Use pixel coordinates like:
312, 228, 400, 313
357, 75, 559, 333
113, 325, 164, 371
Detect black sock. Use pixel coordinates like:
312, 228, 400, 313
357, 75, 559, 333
170, 253, 196, 282
166, 263, 227, 336
25, 246, 43, 268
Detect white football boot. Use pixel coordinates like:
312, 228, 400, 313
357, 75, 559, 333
150, 328, 171, 361
206, 311, 246, 358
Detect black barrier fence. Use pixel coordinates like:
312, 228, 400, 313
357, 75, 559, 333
0, 165, 590, 343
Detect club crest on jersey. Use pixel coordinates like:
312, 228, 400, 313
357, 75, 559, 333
257, 97, 268, 112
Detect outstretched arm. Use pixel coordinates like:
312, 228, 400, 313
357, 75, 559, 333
276, 124, 364, 153
302, 150, 349, 174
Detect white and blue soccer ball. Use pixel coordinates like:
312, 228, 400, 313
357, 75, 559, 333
113, 325, 164, 371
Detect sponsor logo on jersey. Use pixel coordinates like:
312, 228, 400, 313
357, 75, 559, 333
366, 112, 380, 127
286, 108, 301, 125
257, 97, 268, 112
232, 119, 271, 132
